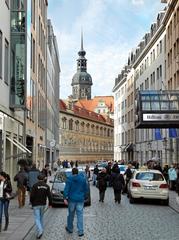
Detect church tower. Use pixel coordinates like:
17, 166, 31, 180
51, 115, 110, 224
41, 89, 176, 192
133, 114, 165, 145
71, 32, 93, 100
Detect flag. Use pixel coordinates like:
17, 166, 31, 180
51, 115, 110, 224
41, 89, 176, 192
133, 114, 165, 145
155, 128, 162, 140
169, 128, 177, 138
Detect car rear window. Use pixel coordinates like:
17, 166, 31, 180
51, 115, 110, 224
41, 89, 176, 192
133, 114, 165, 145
136, 172, 164, 181
118, 166, 126, 171
55, 171, 86, 183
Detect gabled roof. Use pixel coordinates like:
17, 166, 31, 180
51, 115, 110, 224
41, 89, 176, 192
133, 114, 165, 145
75, 96, 114, 113
59, 99, 113, 126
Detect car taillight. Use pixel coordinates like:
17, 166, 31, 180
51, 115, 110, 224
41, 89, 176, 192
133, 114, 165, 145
132, 182, 141, 187
159, 184, 168, 189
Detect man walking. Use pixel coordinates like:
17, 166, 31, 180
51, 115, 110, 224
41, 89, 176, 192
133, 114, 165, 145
63, 167, 89, 237
14, 167, 28, 208
30, 174, 52, 239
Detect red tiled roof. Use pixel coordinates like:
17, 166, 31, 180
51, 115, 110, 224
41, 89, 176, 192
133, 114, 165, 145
75, 96, 114, 113
59, 99, 67, 111
59, 99, 113, 126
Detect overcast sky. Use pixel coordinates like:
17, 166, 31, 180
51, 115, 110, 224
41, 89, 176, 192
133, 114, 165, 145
48, 0, 166, 99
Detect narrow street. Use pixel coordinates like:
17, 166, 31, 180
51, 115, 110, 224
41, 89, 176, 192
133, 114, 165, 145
25, 183, 179, 240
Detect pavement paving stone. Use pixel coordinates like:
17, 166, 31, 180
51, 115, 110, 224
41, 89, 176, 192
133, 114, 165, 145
0, 183, 179, 240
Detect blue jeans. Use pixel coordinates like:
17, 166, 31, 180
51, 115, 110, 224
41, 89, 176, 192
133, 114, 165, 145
0, 199, 9, 224
33, 205, 45, 236
67, 201, 84, 235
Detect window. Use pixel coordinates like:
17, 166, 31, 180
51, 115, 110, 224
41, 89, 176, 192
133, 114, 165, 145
159, 65, 162, 78
0, 31, 2, 78
4, 39, 9, 84
69, 119, 73, 130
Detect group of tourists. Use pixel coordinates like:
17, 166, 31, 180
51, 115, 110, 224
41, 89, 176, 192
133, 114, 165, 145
93, 162, 133, 203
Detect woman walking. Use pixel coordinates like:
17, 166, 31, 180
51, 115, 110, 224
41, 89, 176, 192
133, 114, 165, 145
111, 167, 125, 204
97, 168, 108, 202
0, 172, 12, 232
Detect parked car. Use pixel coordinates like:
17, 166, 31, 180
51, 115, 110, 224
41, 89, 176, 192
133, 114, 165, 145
128, 169, 169, 205
51, 168, 91, 206
118, 165, 127, 175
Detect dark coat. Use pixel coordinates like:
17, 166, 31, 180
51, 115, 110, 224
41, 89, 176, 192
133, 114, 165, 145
30, 180, 52, 207
14, 170, 28, 188
97, 172, 108, 191
0, 179, 12, 200
111, 172, 125, 191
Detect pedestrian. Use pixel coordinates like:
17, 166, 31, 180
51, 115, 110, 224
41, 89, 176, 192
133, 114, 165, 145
75, 160, 78, 168
111, 167, 125, 204
168, 165, 177, 190
123, 164, 133, 194
85, 165, 90, 179
92, 164, 99, 186
14, 167, 28, 208
96, 168, 108, 202
63, 167, 89, 237
162, 165, 169, 182
0, 172, 12, 232
30, 174, 52, 239
70, 160, 74, 168
28, 163, 40, 204
41, 164, 51, 183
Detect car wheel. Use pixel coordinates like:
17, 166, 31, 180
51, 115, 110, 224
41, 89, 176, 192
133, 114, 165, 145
129, 195, 135, 204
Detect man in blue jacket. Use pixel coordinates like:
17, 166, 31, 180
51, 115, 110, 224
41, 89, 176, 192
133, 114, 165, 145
63, 167, 88, 237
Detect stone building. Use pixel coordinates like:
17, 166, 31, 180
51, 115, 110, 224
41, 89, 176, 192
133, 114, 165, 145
59, 100, 114, 163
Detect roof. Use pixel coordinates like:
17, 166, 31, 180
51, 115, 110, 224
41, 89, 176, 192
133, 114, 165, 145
75, 96, 114, 113
72, 71, 92, 85
59, 99, 113, 126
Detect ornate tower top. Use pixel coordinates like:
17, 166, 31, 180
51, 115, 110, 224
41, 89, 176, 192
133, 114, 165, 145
71, 31, 93, 100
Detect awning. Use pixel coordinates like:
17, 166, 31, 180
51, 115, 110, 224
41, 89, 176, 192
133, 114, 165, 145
6, 137, 32, 154
125, 143, 134, 152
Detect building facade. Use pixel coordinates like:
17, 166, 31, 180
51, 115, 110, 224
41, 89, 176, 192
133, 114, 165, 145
0, 1, 60, 181
46, 19, 60, 166
59, 100, 114, 163
113, 0, 179, 166
0, 1, 28, 176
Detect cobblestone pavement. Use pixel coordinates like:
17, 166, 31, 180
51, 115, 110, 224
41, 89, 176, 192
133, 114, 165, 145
25, 184, 179, 240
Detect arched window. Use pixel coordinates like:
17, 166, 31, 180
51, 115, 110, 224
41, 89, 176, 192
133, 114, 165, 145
62, 117, 67, 129
75, 120, 79, 131
69, 119, 73, 130
81, 122, 85, 132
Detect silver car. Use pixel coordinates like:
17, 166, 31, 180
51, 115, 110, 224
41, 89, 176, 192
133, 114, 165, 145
51, 168, 91, 206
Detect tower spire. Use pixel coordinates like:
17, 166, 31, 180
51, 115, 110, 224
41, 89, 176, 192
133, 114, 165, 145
81, 28, 83, 51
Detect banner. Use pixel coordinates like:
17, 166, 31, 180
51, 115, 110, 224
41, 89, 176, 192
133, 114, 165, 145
155, 128, 162, 140
169, 128, 177, 138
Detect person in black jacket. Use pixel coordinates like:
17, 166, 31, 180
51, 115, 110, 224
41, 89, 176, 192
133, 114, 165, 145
30, 174, 52, 239
97, 168, 108, 202
111, 167, 125, 204
123, 164, 133, 194
0, 172, 12, 232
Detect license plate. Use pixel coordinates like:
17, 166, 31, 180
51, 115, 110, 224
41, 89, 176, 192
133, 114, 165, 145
144, 186, 157, 190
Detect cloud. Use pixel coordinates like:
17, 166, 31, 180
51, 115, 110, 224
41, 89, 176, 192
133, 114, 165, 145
131, 0, 144, 5
48, 0, 164, 99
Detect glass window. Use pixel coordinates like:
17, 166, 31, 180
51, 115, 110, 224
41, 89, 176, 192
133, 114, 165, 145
10, 35, 25, 106
11, 12, 25, 32
11, 0, 25, 10
136, 172, 164, 181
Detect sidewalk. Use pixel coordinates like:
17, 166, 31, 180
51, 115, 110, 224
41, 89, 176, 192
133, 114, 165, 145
169, 190, 179, 213
0, 196, 35, 240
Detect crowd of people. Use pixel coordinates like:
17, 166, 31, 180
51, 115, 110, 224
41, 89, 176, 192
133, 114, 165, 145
1, 159, 179, 238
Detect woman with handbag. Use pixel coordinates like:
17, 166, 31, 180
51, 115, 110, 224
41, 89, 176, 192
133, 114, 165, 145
0, 171, 12, 232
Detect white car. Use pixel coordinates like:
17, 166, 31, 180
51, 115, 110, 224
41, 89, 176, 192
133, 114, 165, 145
128, 169, 169, 205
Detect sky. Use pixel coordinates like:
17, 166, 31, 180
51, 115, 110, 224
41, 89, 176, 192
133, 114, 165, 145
48, 0, 166, 99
